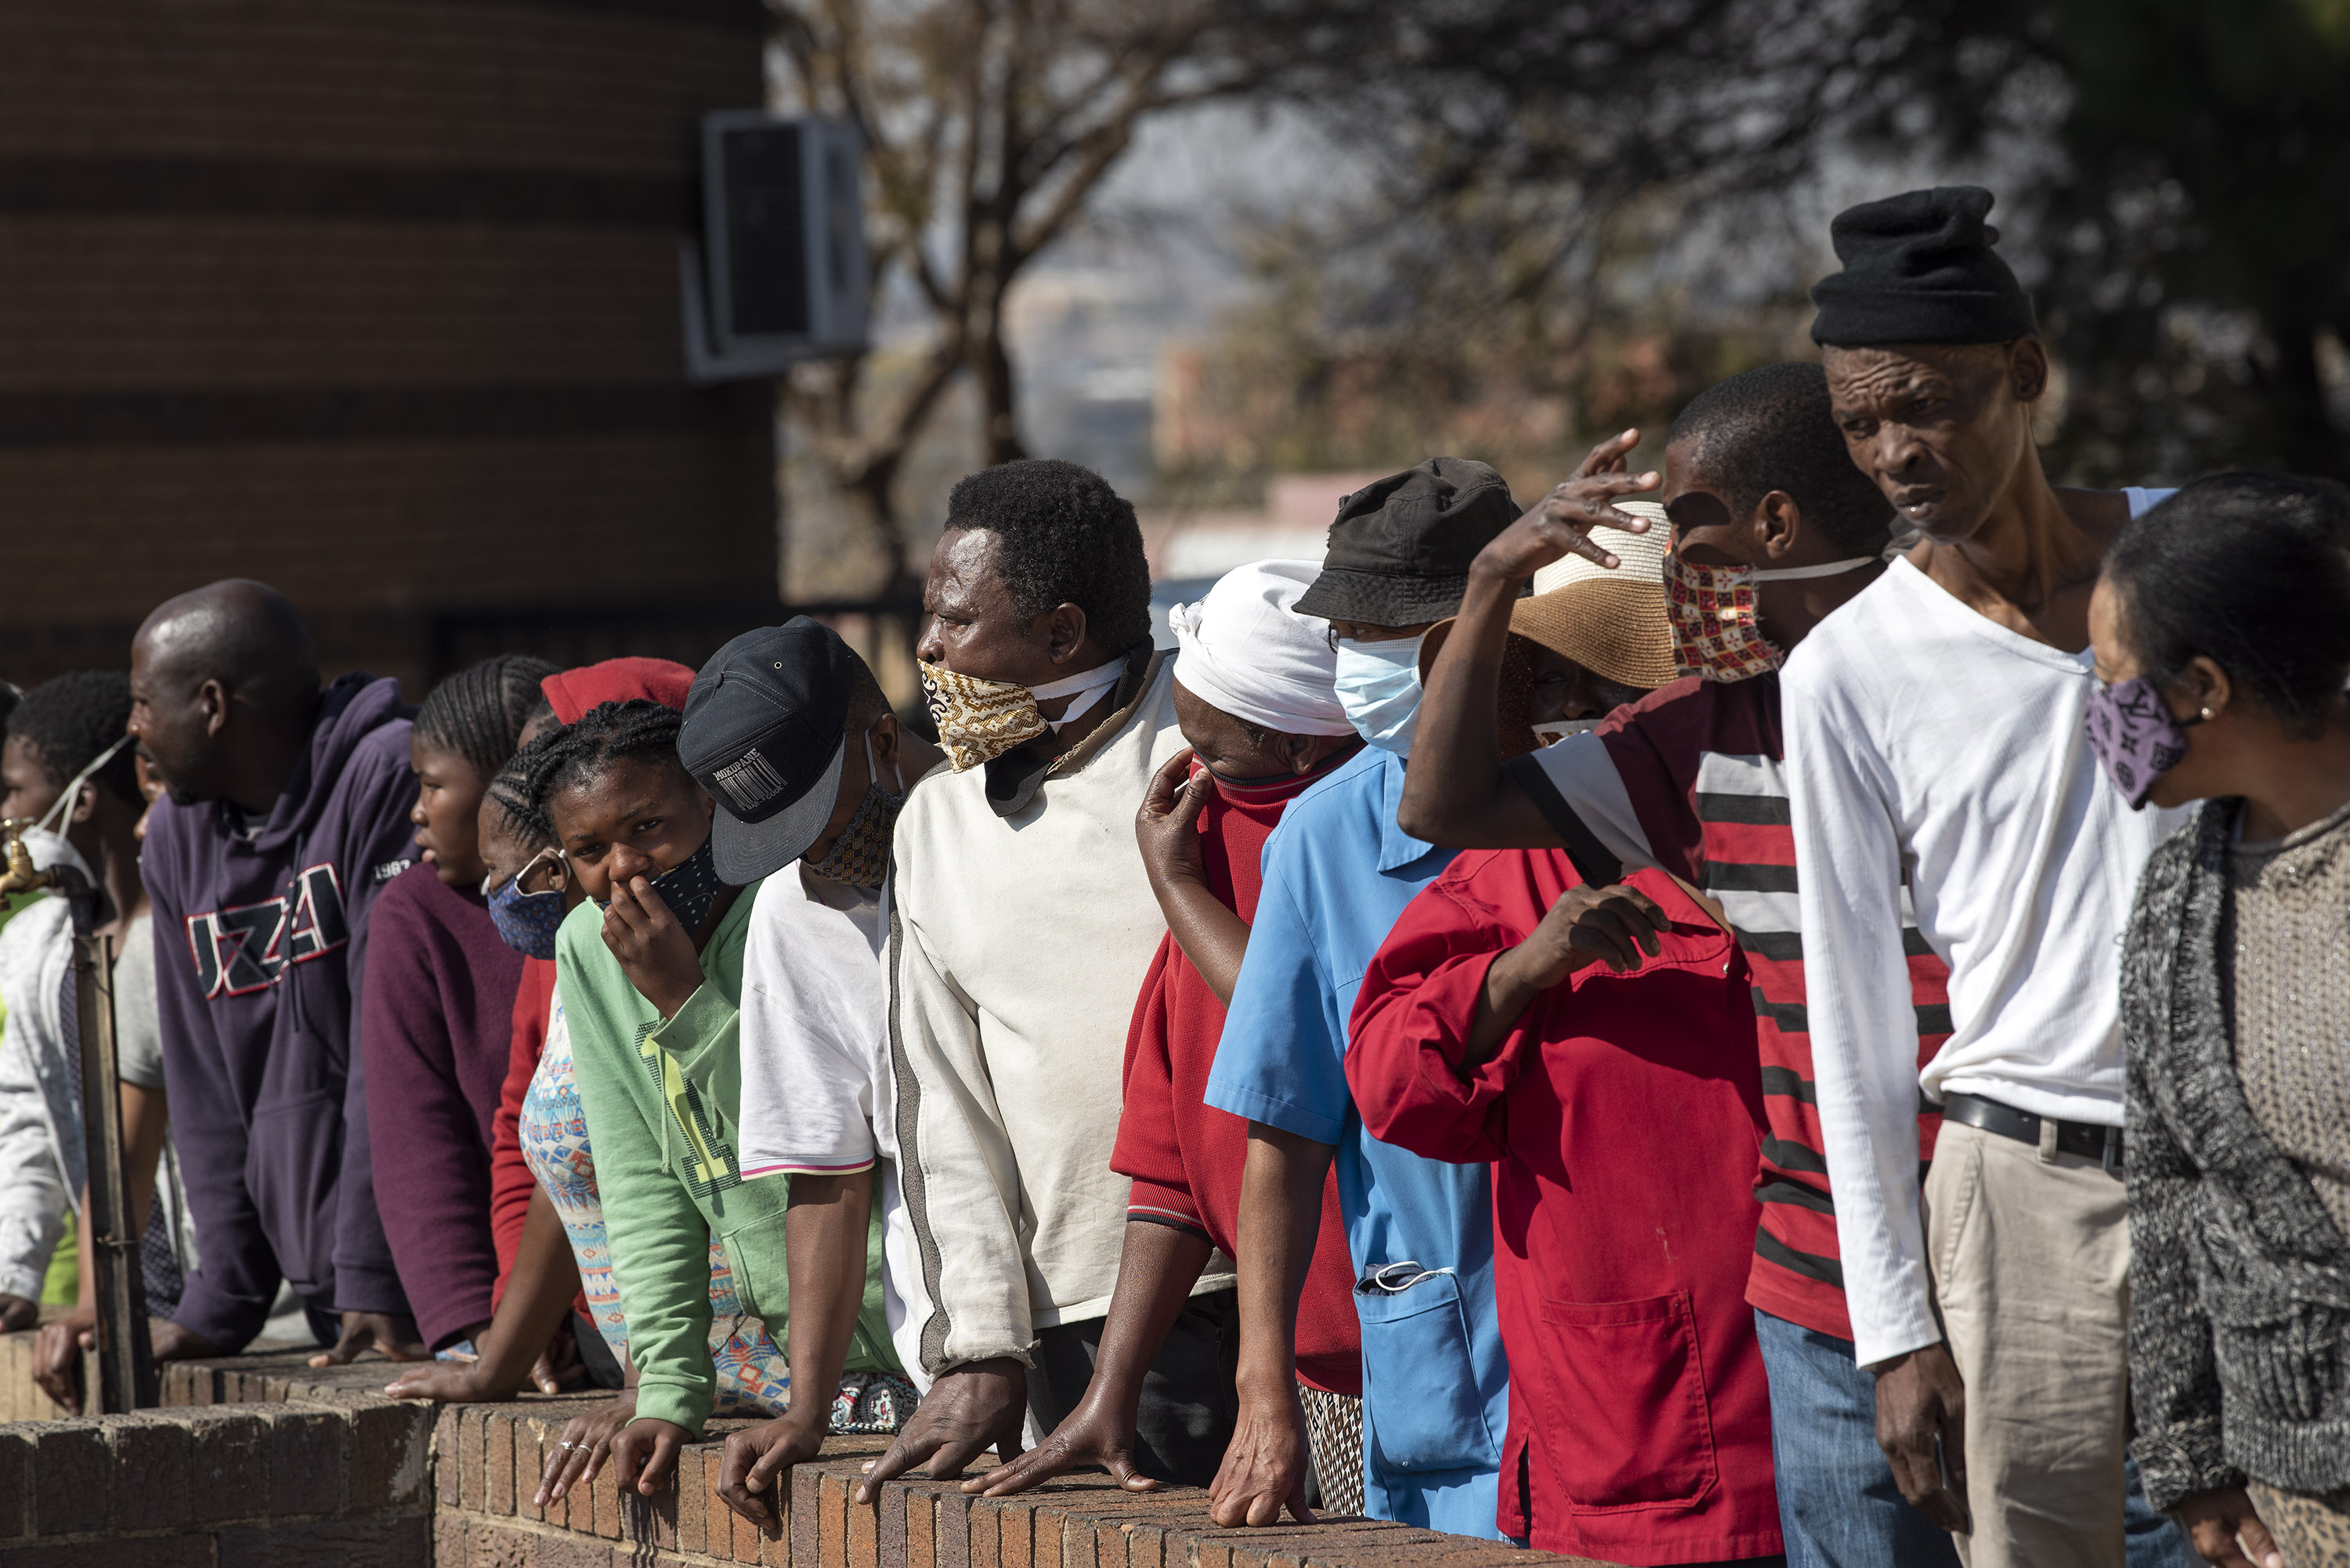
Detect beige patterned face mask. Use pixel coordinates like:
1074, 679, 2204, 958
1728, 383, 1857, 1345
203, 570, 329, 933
918, 655, 1129, 771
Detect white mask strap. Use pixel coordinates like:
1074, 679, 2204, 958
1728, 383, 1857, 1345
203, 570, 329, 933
36, 733, 134, 835
1750, 555, 1879, 583
1028, 656, 1129, 730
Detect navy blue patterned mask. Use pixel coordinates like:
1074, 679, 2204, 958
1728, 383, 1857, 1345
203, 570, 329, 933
598, 836, 723, 937
483, 851, 566, 961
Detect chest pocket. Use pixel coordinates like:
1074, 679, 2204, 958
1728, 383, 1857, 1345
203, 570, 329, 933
1354, 1264, 1504, 1476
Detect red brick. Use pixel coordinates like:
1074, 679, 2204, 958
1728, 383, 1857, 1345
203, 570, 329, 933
902, 1485, 936, 1568
850, 1480, 883, 1568
588, 1442, 625, 1540
435, 1510, 472, 1568
347, 1397, 433, 1510
269, 1405, 346, 1516
934, 1487, 972, 1568
215, 1512, 432, 1566
483, 1411, 516, 1516
30, 1425, 110, 1536
0, 1537, 211, 1568
459, 1404, 490, 1510
821, 1469, 856, 1568
465, 1518, 537, 1568
531, 1534, 619, 1568
995, 1496, 1034, 1568
0, 1429, 27, 1541
110, 1414, 193, 1531
188, 1408, 269, 1522
788, 1462, 827, 1568
878, 1476, 910, 1568
436, 1405, 466, 1509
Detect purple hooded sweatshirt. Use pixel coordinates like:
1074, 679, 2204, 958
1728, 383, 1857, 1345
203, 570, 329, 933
144, 672, 419, 1351
360, 862, 524, 1349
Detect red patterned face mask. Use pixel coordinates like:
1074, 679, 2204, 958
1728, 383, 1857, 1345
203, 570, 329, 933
1665, 552, 1878, 681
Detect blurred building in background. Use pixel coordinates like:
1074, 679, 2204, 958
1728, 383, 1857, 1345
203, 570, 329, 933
0, 0, 781, 699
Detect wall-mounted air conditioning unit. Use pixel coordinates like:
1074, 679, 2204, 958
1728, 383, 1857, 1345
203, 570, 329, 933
682, 111, 868, 385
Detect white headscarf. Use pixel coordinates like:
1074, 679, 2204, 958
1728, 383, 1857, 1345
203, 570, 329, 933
1170, 559, 1354, 737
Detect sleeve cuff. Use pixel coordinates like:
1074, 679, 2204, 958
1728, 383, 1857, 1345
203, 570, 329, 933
653, 984, 735, 1057
329, 1258, 411, 1318
631, 1377, 715, 1437
1200, 1081, 1345, 1146
172, 1281, 272, 1356
2129, 1427, 2244, 1513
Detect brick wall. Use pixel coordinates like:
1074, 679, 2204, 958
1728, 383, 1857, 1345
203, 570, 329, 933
0, 1339, 1622, 1568
0, 0, 782, 699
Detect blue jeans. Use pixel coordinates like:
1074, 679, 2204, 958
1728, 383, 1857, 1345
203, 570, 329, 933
1755, 1310, 1961, 1568
1754, 1310, 2192, 1568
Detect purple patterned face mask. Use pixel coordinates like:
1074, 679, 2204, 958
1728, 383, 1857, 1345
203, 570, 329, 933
2084, 677, 2203, 810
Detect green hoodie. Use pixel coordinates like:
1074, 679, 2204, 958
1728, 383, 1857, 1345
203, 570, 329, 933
557, 882, 897, 1433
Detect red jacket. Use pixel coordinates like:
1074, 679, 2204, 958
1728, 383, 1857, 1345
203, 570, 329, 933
1112, 761, 1361, 1395
1347, 854, 1779, 1564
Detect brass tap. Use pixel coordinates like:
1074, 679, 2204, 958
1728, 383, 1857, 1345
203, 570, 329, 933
0, 818, 56, 898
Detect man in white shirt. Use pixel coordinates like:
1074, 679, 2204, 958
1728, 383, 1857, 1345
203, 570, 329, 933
855, 459, 1216, 1504
670, 617, 946, 1530
1785, 186, 2190, 1568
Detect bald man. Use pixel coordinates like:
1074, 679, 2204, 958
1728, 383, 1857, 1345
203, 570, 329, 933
129, 580, 428, 1367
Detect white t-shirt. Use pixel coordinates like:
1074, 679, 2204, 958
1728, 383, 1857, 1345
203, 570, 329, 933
734, 865, 928, 1389
1781, 486, 2185, 1364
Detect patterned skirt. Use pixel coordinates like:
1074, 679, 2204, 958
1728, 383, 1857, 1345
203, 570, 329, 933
1299, 1385, 1366, 1517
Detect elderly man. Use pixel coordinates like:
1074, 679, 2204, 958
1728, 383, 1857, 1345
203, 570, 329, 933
856, 459, 1219, 1502
1784, 187, 2189, 1566
130, 579, 425, 1367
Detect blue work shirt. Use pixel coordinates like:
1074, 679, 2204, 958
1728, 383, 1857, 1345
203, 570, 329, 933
1205, 746, 1507, 1537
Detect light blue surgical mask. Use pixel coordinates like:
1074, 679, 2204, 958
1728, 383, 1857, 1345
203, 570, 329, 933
1332, 634, 1426, 755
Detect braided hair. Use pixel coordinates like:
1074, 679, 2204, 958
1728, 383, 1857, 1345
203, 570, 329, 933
414, 654, 562, 780
5, 671, 140, 806
518, 700, 688, 839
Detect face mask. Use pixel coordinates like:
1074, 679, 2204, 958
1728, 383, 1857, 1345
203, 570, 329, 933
597, 836, 723, 937
2084, 677, 2204, 811
802, 729, 905, 891
1665, 555, 1878, 681
483, 848, 566, 960
1531, 718, 1606, 745
1333, 635, 1426, 755
919, 656, 1130, 772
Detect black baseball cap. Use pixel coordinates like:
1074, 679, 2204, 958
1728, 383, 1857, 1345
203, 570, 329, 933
682, 617, 858, 884
1293, 456, 1528, 627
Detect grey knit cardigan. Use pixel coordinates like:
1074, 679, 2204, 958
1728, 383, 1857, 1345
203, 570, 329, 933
2123, 800, 2350, 1511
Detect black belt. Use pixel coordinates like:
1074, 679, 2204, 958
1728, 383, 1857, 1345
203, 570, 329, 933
1941, 1092, 2124, 1178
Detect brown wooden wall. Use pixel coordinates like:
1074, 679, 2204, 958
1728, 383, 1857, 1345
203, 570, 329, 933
0, 0, 780, 700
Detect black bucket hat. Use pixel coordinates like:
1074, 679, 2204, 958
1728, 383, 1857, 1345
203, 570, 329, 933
681, 617, 858, 885
1293, 457, 1527, 627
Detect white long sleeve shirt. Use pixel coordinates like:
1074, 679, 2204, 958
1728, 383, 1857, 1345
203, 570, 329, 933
884, 650, 1231, 1375
1782, 496, 2185, 1365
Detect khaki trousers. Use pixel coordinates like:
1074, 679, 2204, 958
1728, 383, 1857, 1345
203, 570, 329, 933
1924, 1118, 2131, 1568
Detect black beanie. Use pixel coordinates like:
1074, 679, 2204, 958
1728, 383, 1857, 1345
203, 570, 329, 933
1810, 186, 2038, 347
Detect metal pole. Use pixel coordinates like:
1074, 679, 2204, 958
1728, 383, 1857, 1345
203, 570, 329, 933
64, 887, 156, 1413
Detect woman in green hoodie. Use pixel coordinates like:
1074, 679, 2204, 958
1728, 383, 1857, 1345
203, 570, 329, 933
529, 699, 901, 1498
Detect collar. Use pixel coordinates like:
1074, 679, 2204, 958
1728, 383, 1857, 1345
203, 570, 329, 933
1376, 748, 1438, 874
982, 644, 1162, 818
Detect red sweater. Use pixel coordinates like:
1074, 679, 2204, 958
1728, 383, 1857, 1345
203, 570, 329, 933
1347, 855, 1779, 1564
1111, 761, 1361, 1396
488, 957, 557, 1297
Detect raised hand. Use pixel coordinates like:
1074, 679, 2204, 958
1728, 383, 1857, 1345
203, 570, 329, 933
1472, 429, 1662, 583
1135, 750, 1211, 895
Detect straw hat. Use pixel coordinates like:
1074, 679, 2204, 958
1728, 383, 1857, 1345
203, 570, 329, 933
1417, 500, 1679, 692
1508, 501, 1677, 689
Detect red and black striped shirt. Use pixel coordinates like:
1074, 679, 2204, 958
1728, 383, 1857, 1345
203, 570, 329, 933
1508, 674, 1947, 1342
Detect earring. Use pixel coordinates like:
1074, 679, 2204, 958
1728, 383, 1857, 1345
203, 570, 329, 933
2199, 707, 2214, 721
